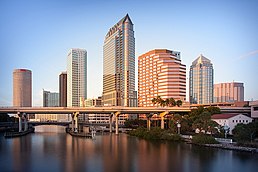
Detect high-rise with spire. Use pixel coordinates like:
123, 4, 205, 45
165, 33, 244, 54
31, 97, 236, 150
103, 14, 135, 107
189, 54, 214, 104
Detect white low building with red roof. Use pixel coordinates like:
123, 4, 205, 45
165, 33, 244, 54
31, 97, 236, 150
211, 113, 253, 134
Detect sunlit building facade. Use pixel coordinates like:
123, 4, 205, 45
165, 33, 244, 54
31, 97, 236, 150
67, 48, 87, 107
189, 54, 213, 104
103, 14, 135, 107
13, 69, 32, 107
214, 82, 244, 103
138, 49, 186, 107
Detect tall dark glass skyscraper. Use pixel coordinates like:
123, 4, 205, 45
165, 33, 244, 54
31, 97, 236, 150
103, 14, 135, 106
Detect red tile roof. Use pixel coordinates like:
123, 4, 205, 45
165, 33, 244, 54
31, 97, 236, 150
211, 113, 239, 119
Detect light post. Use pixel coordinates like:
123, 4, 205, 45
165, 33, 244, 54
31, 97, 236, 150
176, 121, 181, 135
224, 125, 230, 138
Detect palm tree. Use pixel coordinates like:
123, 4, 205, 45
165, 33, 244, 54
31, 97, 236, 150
168, 98, 176, 107
151, 97, 157, 106
176, 100, 182, 107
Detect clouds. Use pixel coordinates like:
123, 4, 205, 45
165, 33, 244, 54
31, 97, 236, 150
239, 50, 258, 60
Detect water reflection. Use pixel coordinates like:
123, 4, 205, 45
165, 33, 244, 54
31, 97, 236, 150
0, 125, 258, 172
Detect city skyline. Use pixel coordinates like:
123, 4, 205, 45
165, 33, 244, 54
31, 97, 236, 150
1, 0, 258, 106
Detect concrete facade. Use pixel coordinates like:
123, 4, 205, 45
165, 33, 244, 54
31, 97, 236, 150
13, 69, 32, 107
250, 100, 258, 119
214, 82, 244, 103
138, 49, 186, 107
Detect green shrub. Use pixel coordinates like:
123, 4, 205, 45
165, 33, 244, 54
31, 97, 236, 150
192, 134, 218, 144
128, 127, 182, 141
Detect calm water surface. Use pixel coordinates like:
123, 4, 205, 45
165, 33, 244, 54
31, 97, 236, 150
0, 125, 257, 172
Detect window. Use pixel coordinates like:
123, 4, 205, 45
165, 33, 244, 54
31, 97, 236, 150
232, 120, 234, 123
236, 120, 238, 123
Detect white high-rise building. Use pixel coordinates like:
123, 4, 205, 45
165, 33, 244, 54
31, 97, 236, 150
67, 48, 87, 107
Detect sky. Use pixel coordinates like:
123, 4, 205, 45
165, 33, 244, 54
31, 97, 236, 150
0, 0, 257, 106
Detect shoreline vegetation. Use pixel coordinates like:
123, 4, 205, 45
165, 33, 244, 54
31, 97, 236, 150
128, 127, 258, 153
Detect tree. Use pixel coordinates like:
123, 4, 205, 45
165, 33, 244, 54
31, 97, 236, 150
206, 106, 221, 115
169, 98, 176, 107
232, 122, 258, 143
176, 100, 182, 107
0, 113, 9, 122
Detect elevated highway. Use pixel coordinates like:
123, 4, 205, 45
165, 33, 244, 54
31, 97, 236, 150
0, 106, 251, 135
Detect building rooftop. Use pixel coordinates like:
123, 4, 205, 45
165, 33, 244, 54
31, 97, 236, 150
192, 54, 211, 65
211, 113, 241, 119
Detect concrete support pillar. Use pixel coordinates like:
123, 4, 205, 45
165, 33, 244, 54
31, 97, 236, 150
159, 111, 169, 130
109, 113, 113, 133
71, 114, 74, 132
24, 113, 28, 131
146, 113, 153, 131
161, 116, 164, 129
18, 112, 22, 132
74, 112, 79, 133
147, 117, 151, 131
115, 112, 120, 135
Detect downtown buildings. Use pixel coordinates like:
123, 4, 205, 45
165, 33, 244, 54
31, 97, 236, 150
103, 14, 135, 107
59, 72, 67, 107
67, 48, 87, 107
43, 90, 59, 107
138, 49, 186, 107
13, 69, 32, 107
214, 82, 244, 103
189, 54, 214, 104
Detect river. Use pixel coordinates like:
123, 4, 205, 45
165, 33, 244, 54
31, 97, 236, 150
0, 125, 257, 172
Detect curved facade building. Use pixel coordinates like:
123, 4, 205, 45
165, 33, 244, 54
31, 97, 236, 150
138, 49, 186, 107
13, 69, 32, 107
103, 14, 135, 106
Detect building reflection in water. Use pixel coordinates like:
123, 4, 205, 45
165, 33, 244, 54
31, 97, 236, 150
1, 125, 257, 172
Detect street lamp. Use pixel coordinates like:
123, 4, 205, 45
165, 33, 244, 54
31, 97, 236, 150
176, 121, 181, 135
223, 125, 230, 138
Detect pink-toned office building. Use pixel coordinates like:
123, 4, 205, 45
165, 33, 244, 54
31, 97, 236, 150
214, 82, 244, 103
13, 69, 32, 107
138, 49, 186, 107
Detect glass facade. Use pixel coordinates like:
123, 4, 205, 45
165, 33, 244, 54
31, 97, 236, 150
67, 49, 87, 107
189, 54, 213, 104
103, 14, 135, 106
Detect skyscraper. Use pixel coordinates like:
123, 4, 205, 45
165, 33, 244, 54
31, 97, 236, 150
103, 14, 135, 107
13, 69, 32, 107
43, 89, 59, 107
138, 49, 186, 107
67, 48, 87, 107
59, 72, 67, 107
214, 82, 244, 103
189, 54, 213, 104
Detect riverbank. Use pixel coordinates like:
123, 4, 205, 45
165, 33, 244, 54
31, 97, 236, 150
4, 127, 35, 138
197, 143, 258, 153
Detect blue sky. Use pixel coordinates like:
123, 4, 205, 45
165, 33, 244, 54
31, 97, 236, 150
0, 0, 257, 106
